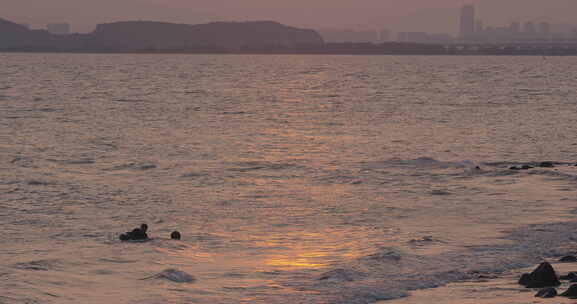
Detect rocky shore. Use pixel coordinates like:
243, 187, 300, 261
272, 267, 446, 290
386, 258, 577, 304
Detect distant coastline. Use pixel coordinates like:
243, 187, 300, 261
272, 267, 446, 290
3, 44, 577, 56
2, 17, 577, 56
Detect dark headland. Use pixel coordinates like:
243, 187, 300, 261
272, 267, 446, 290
2, 17, 577, 55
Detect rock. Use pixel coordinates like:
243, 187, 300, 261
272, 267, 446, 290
518, 262, 561, 288
538, 161, 555, 168
560, 272, 577, 280
518, 273, 532, 286
535, 287, 557, 298
560, 284, 577, 298
559, 255, 577, 262
509, 166, 521, 170
521, 165, 533, 170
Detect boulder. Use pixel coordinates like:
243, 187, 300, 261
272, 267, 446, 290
559, 272, 577, 280
560, 284, 577, 299
538, 161, 554, 168
559, 255, 577, 262
518, 273, 532, 286
518, 262, 561, 288
535, 287, 557, 298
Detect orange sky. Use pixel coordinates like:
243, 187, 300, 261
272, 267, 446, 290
3, 0, 576, 33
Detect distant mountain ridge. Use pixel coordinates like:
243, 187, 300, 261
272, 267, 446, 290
0, 18, 324, 51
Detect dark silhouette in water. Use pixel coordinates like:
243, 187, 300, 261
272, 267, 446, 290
119, 223, 149, 241
171, 231, 181, 240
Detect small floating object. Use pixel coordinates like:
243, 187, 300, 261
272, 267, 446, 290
170, 231, 181, 240
143, 269, 195, 283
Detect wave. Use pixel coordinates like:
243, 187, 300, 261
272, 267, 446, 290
292, 220, 577, 304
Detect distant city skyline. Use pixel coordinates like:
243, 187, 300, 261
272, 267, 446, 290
2, 0, 576, 34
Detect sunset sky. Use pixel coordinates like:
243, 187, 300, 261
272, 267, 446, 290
3, 0, 576, 33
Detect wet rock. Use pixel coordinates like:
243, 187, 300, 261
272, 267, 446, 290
560, 284, 577, 298
518, 262, 561, 288
559, 255, 577, 262
27, 180, 49, 186
535, 287, 557, 298
559, 272, 577, 280
519, 273, 532, 286
511, 165, 533, 170
144, 269, 195, 283
538, 161, 555, 168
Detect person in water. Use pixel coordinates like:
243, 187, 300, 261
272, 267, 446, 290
119, 224, 149, 241
170, 231, 181, 240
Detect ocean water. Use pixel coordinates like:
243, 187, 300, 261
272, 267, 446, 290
1, 53, 577, 304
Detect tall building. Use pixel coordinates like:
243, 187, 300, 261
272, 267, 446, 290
47, 23, 70, 35
460, 5, 475, 40
475, 20, 484, 33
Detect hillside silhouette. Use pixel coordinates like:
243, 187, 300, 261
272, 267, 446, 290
0, 18, 324, 51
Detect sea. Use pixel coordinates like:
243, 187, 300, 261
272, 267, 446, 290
1, 53, 577, 304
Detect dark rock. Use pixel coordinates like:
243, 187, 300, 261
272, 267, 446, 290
518, 262, 561, 288
119, 233, 130, 241
509, 166, 521, 170
518, 273, 532, 286
560, 284, 577, 298
535, 287, 557, 298
171, 231, 181, 240
559, 255, 577, 262
560, 272, 577, 280
538, 161, 555, 168
521, 165, 533, 170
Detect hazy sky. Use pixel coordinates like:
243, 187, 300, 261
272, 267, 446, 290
3, 0, 576, 33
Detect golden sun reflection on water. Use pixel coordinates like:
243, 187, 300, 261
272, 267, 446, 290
255, 231, 367, 271
265, 251, 329, 269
